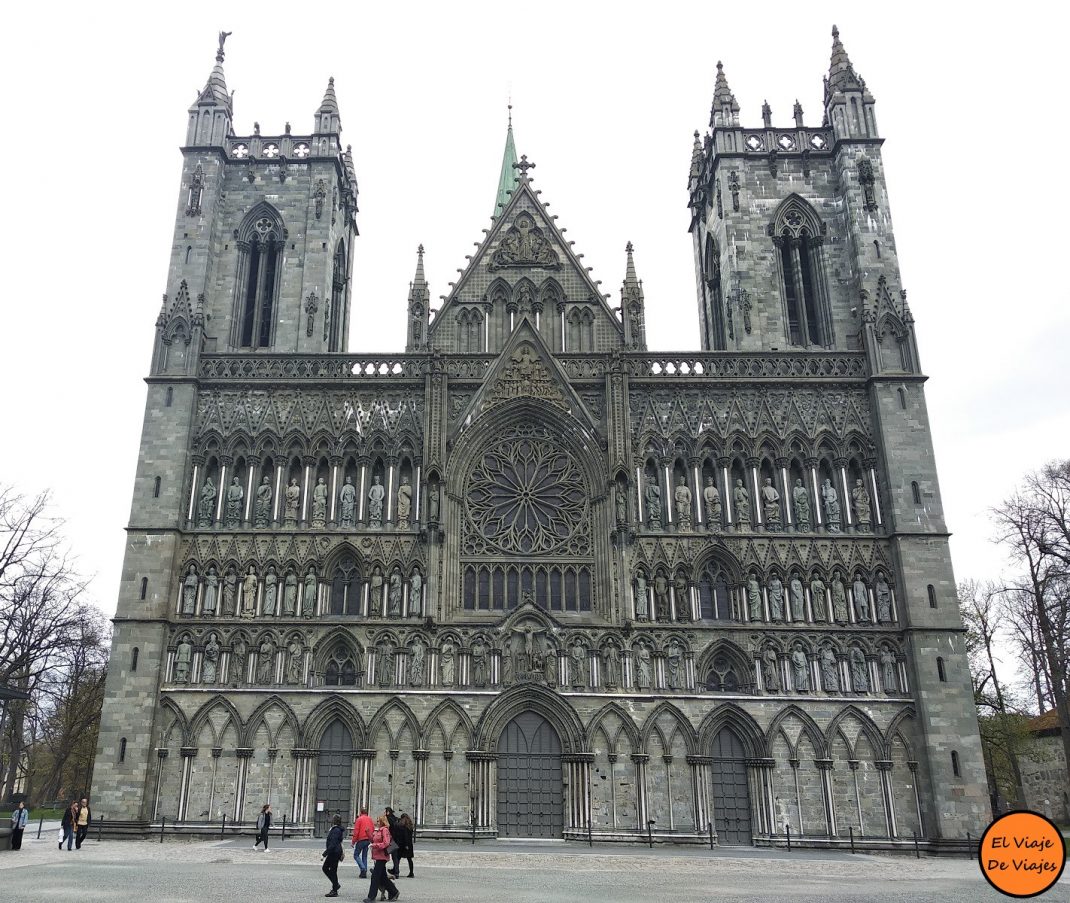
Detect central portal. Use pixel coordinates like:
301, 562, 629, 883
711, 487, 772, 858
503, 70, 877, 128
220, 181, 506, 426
496, 711, 563, 838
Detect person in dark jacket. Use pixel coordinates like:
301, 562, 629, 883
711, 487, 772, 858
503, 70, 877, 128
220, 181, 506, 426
253, 803, 272, 851
388, 814, 414, 878
9, 801, 29, 850
322, 814, 344, 897
60, 801, 78, 851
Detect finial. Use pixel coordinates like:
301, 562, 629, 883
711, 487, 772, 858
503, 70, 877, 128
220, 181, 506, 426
329, 76, 335, 86
626, 241, 634, 254
216, 31, 232, 63
832, 24, 839, 38
716, 60, 723, 71
513, 155, 535, 176
418, 244, 424, 256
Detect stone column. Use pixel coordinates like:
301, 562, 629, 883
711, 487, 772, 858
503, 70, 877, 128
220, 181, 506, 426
386, 457, 398, 526
747, 457, 762, 528
689, 456, 703, 527
687, 755, 713, 837
777, 457, 791, 529
301, 457, 315, 525
807, 458, 822, 528
836, 458, 852, 530
632, 754, 649, 832
272, 465, 284, 525
244, 456, 259, 524
177, 747, 196, 821
816, 758, 835, 836
187, 456, 203, 525
152, 748, 168, 820
234, 747, 254, 821
356, 456, 369, 525
215, 458, 230, 524
719, 457, 732, 524
413, 750, 430, 825
564, 754, 593, 832
876, 760, 896, 837
356, 751, 374, 812
661, 458, 673, 528
866, 459, 883, 528
328, 455, 342, 526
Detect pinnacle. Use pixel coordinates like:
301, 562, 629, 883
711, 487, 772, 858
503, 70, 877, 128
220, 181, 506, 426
709, 59, 740, 128
200, 33, 231, 108
414, 244, 426, 284
624, 241, 639, 286
318, 76, 340, 114
827, 23, 862, 94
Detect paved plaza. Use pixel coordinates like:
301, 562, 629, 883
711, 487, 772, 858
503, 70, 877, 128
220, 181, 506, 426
2, 831, 1062, 901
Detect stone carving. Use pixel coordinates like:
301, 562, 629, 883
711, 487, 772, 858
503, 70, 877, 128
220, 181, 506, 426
203, 567, 218, 616
820, 646, 838, 690
733, 479, 751, 525
858, 158, 877, 212
791, 645, 810, 691
471, 639, 488, 687
830, 572, 848, 623
634, 572, 649, 620
387, 568, 402, 617
768, 576, 785, 621
262, 568, 278, 616
789, 575, 805, 622
174, 638, 192, 683
439, 642, 455, 686
674, 476, 693, 531
569, 640, 587, 688
615, 483, 628, 525
256, 639, 275, 684
305, 290, 319, 337
409, 570, 423, 617
635, 645, 652, 689
880, 647, 897, 691
703, 476, 722, 529
369, 566, 383, 615
809, 576, 826, 621
396, 476, 412, 529
196, 478, 216, 527
875, 575, 892, 622
602, 644, 621, 687
489, 211, 560, 269
762, 646, 779, 691
747, 574, 763, 621
282, 570, 297, 616
666, 641, 683, 690
339, 476, 356, 527
302, 569, 317, 618
507, 623, 547, 679
284, 478, 301, 527
230, 639, 247, 684
202, 634, 220, 684
314, 179, 327, 219
254, 476, 273, 527
311, 477, 328, 527
378, 644, 395, 687
761, 478, 781, 529
225, 478, 244, 527
850, 647, 869, 692
673, 573, 690, 621
367, 475, 385, 527
409, 640, 425, 686
428, 482, 440, 522
483, 345, 566, 411
653, 571, 670, 622
853, 575, 869, 622
792, 479, 811, 531
287, 638, 304, 685
242, 566, 258, 617
852, 479, 871, 529
644, 473, 662, 529
822, 478, 841, 533
222, 567, 237, 616
182, 565, 198, 615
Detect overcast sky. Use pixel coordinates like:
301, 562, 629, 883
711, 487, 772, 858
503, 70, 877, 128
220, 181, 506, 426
1, 2, 1067, 623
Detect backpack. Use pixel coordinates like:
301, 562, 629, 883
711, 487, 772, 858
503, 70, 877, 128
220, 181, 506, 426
256, 813, 265, 830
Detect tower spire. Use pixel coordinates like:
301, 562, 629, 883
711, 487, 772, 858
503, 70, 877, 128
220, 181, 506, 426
621, 242, 647, 350
186, 32, 233, 146
494, 105, 519, 217
823, 25, 877, 138
406, 245, 430, 351
709, 61, 741, 129
827, 24, 864, 95
315, 76, 342, 134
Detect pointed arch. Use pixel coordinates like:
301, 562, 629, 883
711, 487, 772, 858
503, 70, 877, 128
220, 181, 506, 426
771, 194, 824, 239
766, 704, 828, 758
188, 695, 245, 748
422, 698, 476, 750
697, 702, 767, 758
827, 704, 886, 758
245, 695, 300, 749
367, 698, 422, 749
234, 202, 285, 349
770, 194, 832, 348
640, 701, 698, 755
587, 702, 641, 753
475, 683, 586, 754
302, 694, 366, 748
884, 706, 918, 759
158, 696, 190, 747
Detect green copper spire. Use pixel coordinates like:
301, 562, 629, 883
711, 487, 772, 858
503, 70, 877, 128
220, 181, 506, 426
494, 105, 518, 217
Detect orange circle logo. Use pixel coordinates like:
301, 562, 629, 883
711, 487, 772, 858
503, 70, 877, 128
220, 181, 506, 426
979, 810, 1066, 898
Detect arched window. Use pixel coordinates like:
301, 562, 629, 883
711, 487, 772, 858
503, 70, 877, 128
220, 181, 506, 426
153, 476, 161, 498
119, 738, 127, 763
912, 481, 922, 505
329, 556, 362, 616
937, 656, 946, 682
951, 750, 961, 777
703, 644, 751, 692
697, 563, 734, 621
165, 387, 173, 407
235, 204, 285, 349
771, 196, 832, 348
897, 387, 907, 409
324, 645, 359, 686
703, 235, 727, 350
139, 577, 148, 600
928, 584, 937, 608
328, 241, 346, 351
131, 647, 139, 672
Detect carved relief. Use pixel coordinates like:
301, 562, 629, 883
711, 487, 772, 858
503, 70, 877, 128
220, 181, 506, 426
489, 212, 560, 270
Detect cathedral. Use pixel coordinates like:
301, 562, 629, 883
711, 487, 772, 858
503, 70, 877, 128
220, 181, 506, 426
94, 29, 989, 848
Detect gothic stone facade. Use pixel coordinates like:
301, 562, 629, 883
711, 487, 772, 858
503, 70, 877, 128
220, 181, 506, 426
94, 31, 990, 846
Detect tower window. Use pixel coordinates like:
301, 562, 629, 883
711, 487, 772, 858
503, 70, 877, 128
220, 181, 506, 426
897, 387, 907, 409
153, 476, 161, 498
132, 647, 139, 671
165, 387, 173, 407
951, 750, 961, 777
329, 242, 346, 351
119, 738, 127, 763
912, 481, 922, 505
928, 584, 937, 608
771, 197, 832, 348
235, 205, 284, 349
140, 577, 148, 600
937, 656, 946, 682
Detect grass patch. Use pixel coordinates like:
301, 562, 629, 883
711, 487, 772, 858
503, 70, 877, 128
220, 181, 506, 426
1, 807, 64, 821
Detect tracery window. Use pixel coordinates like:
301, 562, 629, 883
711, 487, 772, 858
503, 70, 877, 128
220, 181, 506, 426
704, 648, 750, 692
324, 645, 359, 686
329, 555, 362, 616
771, 196, 832, 348
697, 564, 735, 621
328, 241, 347, 350
235, 204, 284, 349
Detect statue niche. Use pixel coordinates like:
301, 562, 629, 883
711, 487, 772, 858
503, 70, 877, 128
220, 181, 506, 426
500, 615, 557, 687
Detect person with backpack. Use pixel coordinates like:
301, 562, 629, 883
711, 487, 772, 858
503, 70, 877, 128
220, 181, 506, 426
322, 814, 344, 897
253, 803, 272, 851
351, 806, 374, 879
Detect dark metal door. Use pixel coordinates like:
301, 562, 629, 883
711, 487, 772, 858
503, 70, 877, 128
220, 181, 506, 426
314, 719, 353, 837
496, 711, 563, 838
711, 726, 753, 845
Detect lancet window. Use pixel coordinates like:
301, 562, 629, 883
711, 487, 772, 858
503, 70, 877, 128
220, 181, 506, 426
235, 204, 285, 349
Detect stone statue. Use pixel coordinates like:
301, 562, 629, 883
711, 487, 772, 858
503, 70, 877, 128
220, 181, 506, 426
602, 644, 621, 687
615, 483, 628, 524
733, 478, 751, 525
284, 477, 301, 527
409, 570, 423, 617
791, 645, 810, 691
387, 568, 402, 617
762, 646, 780, 691
875, 575, 893, 622
569, 640, 586, 688
634, 572, 649, 620
852, 478, 872, 529
256, 639, 275, 684
263, 568, 278, 616
703, 476, 722, 529
339, 476, 357, 527
850, 647, 869, 692
508, 623, 546, 675
254, 476, 273, 527
222, 567, 237, 616
761, 477, 781, 529
747, 573, 763, 621
440, 642, 455, 686
311, 477, 328, 527
174, 638, 192, 683
182, 565, 198, 615
428, 482, 440, 522
820, 646, 838, 690
282, 570, 297, 616
809, 576, 826, 621
822, 478, 841, 533
378, 644, 395, 687
768, 575, 785, 621
789, 575, 805, 622
653, 571, 670, 621
880, 647, 897, 691
673, 572, 690, 621
367, 475, 385, 527
792, 479, 811, 531
203, 567, 218, 616
853, 575, 869, 622
230, 639, 247, 684
202, 634, 220, 684
471, 640, 488, 687
543, 646, 557, 687
369, 566, 383, 615
302, 569, 317, 618
396, 476, 412, 529
409, 640, 425, 686
242, 566, 258, 617
830, 572, 848, 623
287, 638, 304, 684
666, 642, 683, 690
225, 477, 244, 527
196, 478, 216, 527
635, 645, 652, 689
644, 473, 662, 529
674, 475, 692, 531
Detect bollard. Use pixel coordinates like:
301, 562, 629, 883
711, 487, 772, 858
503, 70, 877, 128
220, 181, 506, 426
37, 814, 43, 840
587, 818, 592, 848
646, 819, 654, 849
785, 823, 791, 853
97, 817, 103, 842
708, 821, 714, 851
221, 813, 226, 836
967, 832, 972, 860
913, 830, 919, 859
849, 825, 855, 854
160, 816, 166, 844
471, 813, 476, 846
281, 814, 286, 842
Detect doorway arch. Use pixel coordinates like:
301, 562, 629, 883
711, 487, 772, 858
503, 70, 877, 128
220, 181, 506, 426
496, 711, 563, 838
711, 725, 753, 844
314, 719, 353, 836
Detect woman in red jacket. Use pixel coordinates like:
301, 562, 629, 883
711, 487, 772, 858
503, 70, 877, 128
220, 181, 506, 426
363, 814, 399, 903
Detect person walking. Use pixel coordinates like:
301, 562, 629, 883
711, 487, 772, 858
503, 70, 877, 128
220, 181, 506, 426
321, 814, 344, 897
253, 803, 272, 851
384, 806, 400, 878
60, 801, 78, 851
396, 813, 415, 878
9, 801, 28, 850
363, 814, 399, 903
75, 797, 91, 849
352, 806, 374, 879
